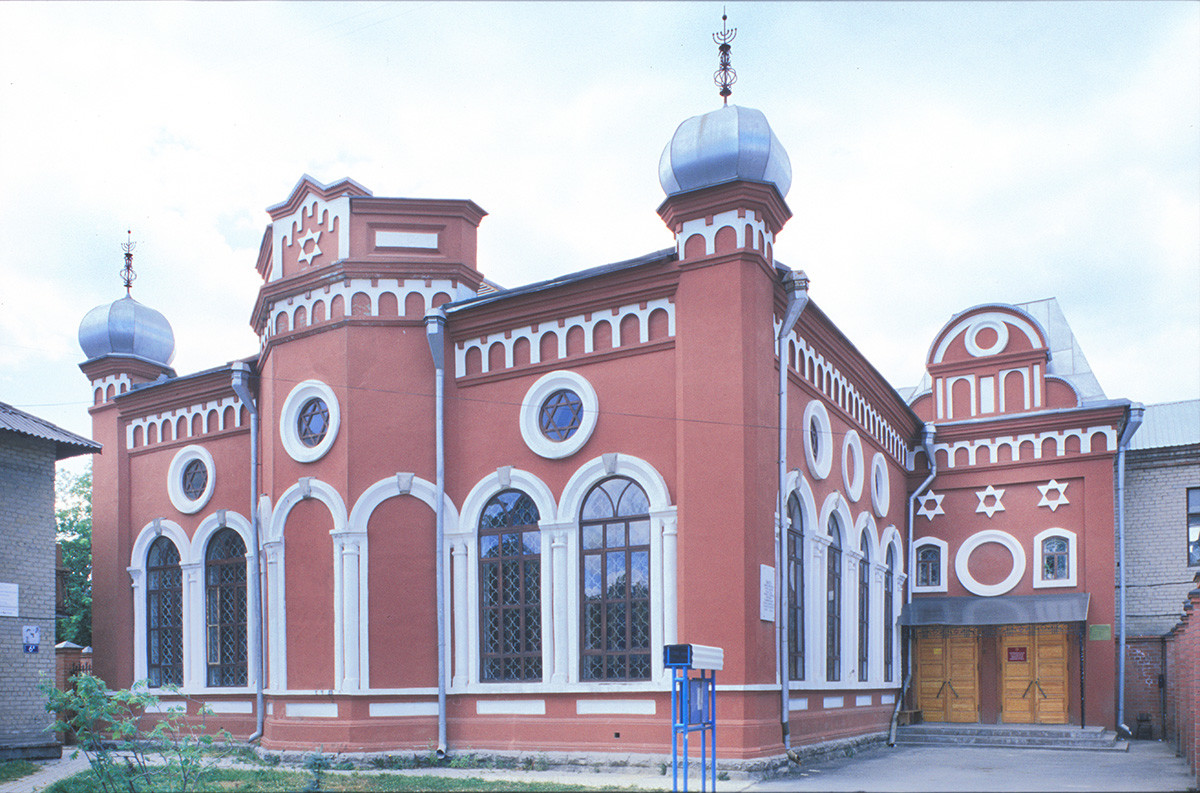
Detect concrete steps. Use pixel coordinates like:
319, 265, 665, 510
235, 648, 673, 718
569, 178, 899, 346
894, 723, 1129, 751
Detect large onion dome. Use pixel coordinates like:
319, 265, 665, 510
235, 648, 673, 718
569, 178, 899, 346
658, 104, 792, 199
78, 295, 176, 366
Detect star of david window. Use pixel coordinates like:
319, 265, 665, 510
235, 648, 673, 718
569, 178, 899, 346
181, 459, 208, 501
538, 389, 583, 441
297, 397, 330, 447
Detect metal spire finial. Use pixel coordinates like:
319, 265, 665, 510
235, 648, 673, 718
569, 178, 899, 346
713, 9, 737, 105
120, 230, 137, 295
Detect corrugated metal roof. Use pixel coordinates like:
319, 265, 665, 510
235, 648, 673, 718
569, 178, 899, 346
0, 401, 101, 460
1129, 399, 1200, 450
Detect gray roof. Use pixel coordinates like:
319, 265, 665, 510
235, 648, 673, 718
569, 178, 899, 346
1129, 399, 1200, 451
0, 402, 101, 459
78, 295, 176, 367
659, 104, 792, 199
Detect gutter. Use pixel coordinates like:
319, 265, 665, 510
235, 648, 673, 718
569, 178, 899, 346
888, 423, 937, 746
1115, 404, 1144, 734
230, 362, 266, 743
424, 309, 449, 759
775, 269, 809, 764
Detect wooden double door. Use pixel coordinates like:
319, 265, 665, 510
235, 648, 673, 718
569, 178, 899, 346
915, 625, 1070, 725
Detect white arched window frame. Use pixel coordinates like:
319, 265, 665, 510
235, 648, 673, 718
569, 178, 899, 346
186, 511, 257, 692
453, 468, 557, 692
1032, 527, 1077, 589
781, 470, 819, 687
558, 453, 676, 691
129, 519, 191, 690
912, 536, 949, 594
850, 511, 880, 686
879, 526, 904, 685
814, 492, 854, 688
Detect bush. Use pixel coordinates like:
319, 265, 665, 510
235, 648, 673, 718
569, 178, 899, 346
41, 673, 232, 792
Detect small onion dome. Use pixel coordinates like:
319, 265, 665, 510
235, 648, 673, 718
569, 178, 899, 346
78, 295, 176, 366
659, 104, 792, 199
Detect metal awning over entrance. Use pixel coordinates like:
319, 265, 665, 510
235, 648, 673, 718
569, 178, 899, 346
899, 593, 1090, 627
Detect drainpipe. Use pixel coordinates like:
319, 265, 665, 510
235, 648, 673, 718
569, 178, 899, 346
776, 269, 809, 764
888, 423, 937, 746
230, 361, 266, 743
1116, 404, 1144, 734
424, 309, 449, 759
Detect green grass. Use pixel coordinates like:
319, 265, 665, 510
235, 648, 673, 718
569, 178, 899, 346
0, 759, 40, 783
45, 766, 623, 792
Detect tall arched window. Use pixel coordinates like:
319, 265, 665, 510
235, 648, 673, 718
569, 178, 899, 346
858, 534, 870, 682
147, 537, 183, 687
580, 477, 651, 681
884, 545, 895, 683
479, 490, 542, 681
205, 528, 248, 687
826, 514, 842, 682
787, 494, 805, 681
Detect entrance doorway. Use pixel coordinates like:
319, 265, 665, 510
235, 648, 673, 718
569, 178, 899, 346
1000, 626, 1069, 724
914, 627, 980, 723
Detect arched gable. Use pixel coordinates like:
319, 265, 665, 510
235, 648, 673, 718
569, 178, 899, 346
267, 477, 348, 542
348, 473, 460, 536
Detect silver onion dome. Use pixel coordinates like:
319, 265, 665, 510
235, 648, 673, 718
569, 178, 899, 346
659, 104, 792, 199
78, 295, 176, 366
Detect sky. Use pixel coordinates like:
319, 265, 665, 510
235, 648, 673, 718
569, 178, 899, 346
1, 1, 1197, 464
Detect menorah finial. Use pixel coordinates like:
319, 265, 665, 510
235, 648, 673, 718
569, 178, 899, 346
120, 230, 137, 295
713, 10, 737, 105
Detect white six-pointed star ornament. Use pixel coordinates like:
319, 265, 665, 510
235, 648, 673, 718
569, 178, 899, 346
296, 228, 323, 266
917, 491, 945, 521
1037, 479, 1070, 511
975, 485, 1006, 518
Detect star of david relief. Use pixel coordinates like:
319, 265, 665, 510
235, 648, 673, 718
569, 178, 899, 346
1036, 479, 1070, 512
975, 485, 1006, 518
296, 228, 323, 266
916, 491, 945, 521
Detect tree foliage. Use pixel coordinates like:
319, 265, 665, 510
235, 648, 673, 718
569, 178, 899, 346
56, 465, 92, 647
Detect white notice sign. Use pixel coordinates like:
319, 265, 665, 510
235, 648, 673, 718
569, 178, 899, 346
759, 564, 775, 622
0, 583, 17, 618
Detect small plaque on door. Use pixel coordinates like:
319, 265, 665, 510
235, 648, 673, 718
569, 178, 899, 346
1007, 647, 1027, 662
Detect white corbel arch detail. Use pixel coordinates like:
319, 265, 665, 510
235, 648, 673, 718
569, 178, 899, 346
262, 478, 348, 692
558, 453, 675, 688
453, 468, 558, 689
879, 525, 903, 569
852, 512, 880, 562
186, 511, 258, 691
129, 518, 191, 688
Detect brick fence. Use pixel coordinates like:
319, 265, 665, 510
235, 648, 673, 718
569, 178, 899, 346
1165, 573, 1200, 788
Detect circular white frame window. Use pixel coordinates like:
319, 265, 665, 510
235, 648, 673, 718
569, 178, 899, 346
841, 430, 864, 502
280, 379, 341, 463
870, 452, 890, 518
955, 530, 1026, 597
519, 370, 598, 460
167, 445, 215, 514
802, 400, 833, 480
965, 319, 1010, 358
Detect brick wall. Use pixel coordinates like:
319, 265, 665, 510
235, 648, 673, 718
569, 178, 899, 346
1165, 577, 1200, 789
0, 432, 59, 751
1121, 444, 1200, 637
1123, 637, 1166, 738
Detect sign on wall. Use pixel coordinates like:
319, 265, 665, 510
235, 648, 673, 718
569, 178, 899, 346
23, 625, 40, 653
1007, 646, 1027, 663
759, 565, 775, 622
0, 582, 17, 617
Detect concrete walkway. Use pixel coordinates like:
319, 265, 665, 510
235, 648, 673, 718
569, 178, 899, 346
1, 740, 1194, 792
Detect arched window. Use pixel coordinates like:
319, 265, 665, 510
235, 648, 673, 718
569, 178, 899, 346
787, 494, 805, 681
884, 545, 895, 683
479, 490, 542, 681
916, 545, 940, 587
1041, 536, 1069, 580
205, 528, 248, 687
147, 537, 183, 687
826, 514, 842, 682
580, 477, 651, 681
858, 534, 870, 682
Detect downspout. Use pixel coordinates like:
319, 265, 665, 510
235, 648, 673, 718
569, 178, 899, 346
776, 269, 809, 764
1116, 404, 1144, 734
888, 423, 936, 746
230, 361, 265, 743
424, 309, 449, 759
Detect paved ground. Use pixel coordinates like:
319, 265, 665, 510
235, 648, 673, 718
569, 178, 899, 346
1, 740, 1195, 792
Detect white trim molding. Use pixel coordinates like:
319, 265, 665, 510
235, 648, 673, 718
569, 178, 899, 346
1032, 527, 1078, 589
870, 452, 890, 518
279, 379, 341, 463
912, 536, 949, 594
955, 530, 1026, 597
842, 430, 865, 503
167, 445, 216, 514
803, 400, 833, 480
518, 370, 599, 460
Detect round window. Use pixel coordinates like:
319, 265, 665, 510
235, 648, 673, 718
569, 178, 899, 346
539, 389, 583, 441
181, 459, 208, 501
297, 397, 330, 447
